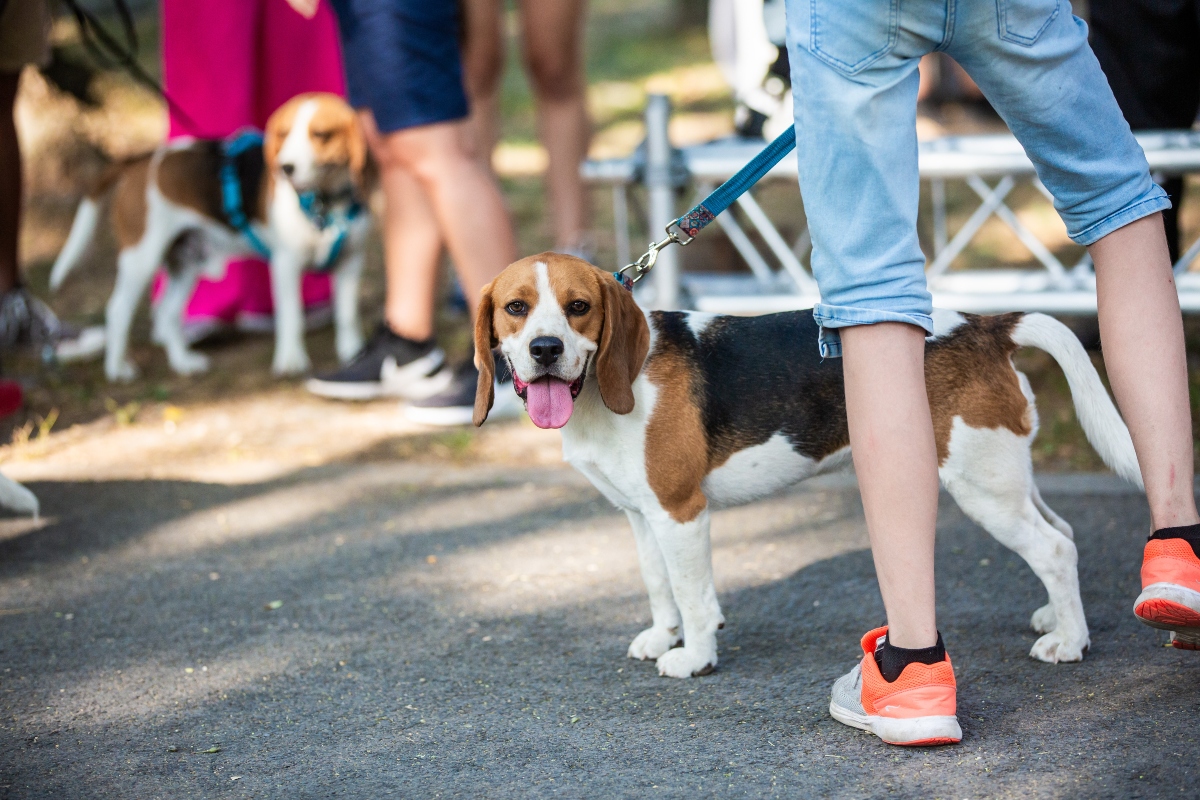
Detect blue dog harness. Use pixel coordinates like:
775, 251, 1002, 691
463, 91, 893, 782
220, 129, 363, 272
616, 126, 796, 287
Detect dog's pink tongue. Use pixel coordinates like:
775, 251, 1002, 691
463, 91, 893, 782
525, 377, 574, 429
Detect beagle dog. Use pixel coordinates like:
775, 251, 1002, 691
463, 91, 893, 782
49, 93, 372, 381
474, 253, 1143, 678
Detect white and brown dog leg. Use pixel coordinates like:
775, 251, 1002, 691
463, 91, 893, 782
625, 509, 684, 660
269, 250, 311, 376
648, 507, 724, 678
331, 249, 365, 363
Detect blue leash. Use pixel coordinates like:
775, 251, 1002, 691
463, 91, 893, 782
615, 126, 796, 287
220, 129, 363, 271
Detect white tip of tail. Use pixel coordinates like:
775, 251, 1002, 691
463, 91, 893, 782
1011, 313, 1143, 490
0, 473, 38, 518
49, 198, 100, 291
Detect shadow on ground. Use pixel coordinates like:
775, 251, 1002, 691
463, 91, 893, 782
0, 463, 1196, 798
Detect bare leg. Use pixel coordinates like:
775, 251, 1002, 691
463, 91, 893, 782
0, 72, 21, 295
519, 0, 591, 250
360, 112, 443, 341
1090, 213, 1200, 530
840, 322, 940, 649
460, 0, 505, 169
371, 119, 516, 317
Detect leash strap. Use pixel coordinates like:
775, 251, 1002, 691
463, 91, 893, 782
220, 130, 272, 259
617, 126, 796, 286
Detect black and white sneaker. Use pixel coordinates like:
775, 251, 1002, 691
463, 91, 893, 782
305, 323, 447, 401
404, 355, 522, 427
0, 287, 105, 363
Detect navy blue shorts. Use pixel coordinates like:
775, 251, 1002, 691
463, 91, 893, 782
329, 0, 468, 134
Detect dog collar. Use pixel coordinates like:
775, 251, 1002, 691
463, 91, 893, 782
298, 190, 363, 272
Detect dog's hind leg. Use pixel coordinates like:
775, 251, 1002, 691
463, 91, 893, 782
625, 509, 684, 661
105, 234, 170, 382
331, 250, 365, 364
940, 418, 1089, 663
648, 508, 725, 678
154, 233, 211, 376
1031, 481, 1073, 540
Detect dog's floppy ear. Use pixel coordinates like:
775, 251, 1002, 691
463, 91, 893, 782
596, 277, 650, 414
263, 101, 291, 176
346, 112, 371, 195
473, 282, 498, 426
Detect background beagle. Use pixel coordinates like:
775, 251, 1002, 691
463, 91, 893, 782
48, 93, 372, 381
475, 253, 1143, 678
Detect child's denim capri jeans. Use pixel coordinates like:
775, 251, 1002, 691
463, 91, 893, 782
784, 0, 1170, 357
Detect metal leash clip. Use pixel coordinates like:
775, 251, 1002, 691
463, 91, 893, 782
616, 222, 693, 285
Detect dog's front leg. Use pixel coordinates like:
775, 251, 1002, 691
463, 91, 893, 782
331, 250, 365, 363
626, 509, 684, 661
268, 249, 311, 376
649, 508, 724, 678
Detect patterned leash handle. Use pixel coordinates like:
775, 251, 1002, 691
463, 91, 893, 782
616, 126, 797, 285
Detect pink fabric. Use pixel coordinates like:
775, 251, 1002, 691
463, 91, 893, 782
156, 0, 346, 324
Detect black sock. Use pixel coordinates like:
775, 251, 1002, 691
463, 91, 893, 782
1150, 523, 1200, 559
875, 632, 946, 683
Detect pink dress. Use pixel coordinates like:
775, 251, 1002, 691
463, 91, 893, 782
157, 0, 346, 331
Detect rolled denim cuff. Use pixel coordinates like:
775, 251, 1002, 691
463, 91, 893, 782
1069, 186, 1171, 246
812, 304, 935, 359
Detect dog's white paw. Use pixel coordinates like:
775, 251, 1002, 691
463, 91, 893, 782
106, 358, 139, 383
272, 350, 311, 377
655, 646, 716, 678
1030, 603, 1057, 634
627, 626, 682, 661
170, 350, 211, 376
1029, 629, 1088, 663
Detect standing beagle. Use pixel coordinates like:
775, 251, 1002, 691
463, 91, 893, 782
49, 93, 373, 381
474, 253, 1143, 678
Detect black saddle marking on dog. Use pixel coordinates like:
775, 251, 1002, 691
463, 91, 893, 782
650, 310, 850, 466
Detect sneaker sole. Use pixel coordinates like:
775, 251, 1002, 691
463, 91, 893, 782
404, 382, 524, 427
306, 350, 446, 402
829, 700, 961, 746
1134, 583, 1200, 640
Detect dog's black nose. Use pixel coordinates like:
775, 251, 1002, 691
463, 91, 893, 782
529, 336, 564, 367
280, 163, 295, 176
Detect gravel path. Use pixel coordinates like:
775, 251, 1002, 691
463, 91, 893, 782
0, 462, 1195, 798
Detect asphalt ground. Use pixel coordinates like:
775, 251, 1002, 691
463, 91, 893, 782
0, 463, 1196, 799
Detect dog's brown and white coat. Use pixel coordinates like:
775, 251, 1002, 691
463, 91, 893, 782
476, 253, 1143, 678
50, 93, 372, 380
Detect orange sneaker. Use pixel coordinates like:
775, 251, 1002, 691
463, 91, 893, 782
1134, 537, 1200, 649
829, 627, 962, 746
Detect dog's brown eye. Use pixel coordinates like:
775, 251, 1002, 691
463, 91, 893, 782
505, 300, 527, 316
311, 130, 334, 143
567, 300, 590, 315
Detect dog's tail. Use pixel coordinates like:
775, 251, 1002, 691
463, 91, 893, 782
49, 157, 137, 291
1011, 312, 1143, 489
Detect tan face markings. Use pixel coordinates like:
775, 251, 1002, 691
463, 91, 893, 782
925, 312, 1032, 464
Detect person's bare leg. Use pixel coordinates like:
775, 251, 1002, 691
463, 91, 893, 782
376, 121, 516, 315
1090, 212, 1199, 529
360, 111, 442, 341
519, 0, 590, 250
841, 322, 940, 649
460, 0, 504, 170
0, 72, 22, 295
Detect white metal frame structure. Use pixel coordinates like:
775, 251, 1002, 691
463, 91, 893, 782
582, 96, 1200, 314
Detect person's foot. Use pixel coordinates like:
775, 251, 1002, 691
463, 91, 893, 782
829, 627, 962, 747
404, 356, 521, 427
1134, 526, 1200, 649
0, 287, 104, 363
305, 323, 446, 401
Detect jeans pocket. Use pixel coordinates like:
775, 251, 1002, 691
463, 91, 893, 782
808, 0, 899, 76
996, 0, 1060, 46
